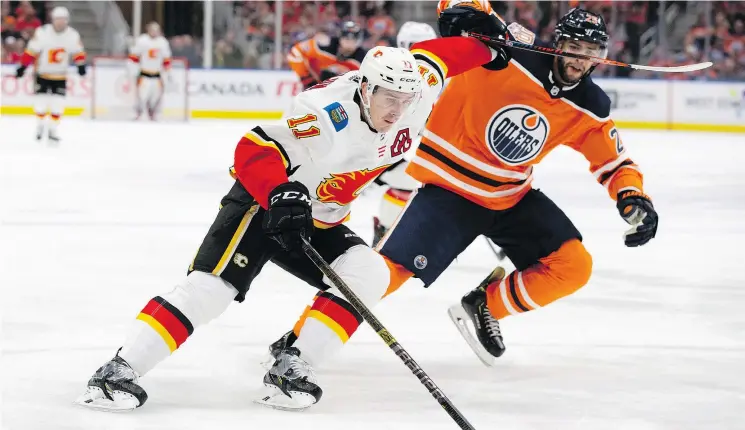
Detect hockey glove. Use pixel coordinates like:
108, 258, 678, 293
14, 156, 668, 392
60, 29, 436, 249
77, 64, 87, 76
15, 65, 27, 78
437, 6, 511, 70
617, 190, 658, 247
300, 75, 319, 90
319, 69, 337, 82
263, 182, 315, 251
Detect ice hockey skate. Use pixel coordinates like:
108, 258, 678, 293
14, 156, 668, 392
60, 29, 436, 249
448, 266, 507, 367
261, 330, 297, 370
254, 347, 322, 411
35, 122, 44, 141
74, 351, 148, 411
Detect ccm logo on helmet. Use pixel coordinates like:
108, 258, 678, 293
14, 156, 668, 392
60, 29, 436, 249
484, 105, 550, 166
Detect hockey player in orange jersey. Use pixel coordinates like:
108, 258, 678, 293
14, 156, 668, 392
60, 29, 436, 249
265, 2, 659, 368
287, 21, 367, 90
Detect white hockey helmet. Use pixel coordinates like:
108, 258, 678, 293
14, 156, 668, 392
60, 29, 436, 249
359, 46, 422, 94
51, 6, 70, 21
396, 21, 437, 50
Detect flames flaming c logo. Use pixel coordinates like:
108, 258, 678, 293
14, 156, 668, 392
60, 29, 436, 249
316, 165, 391, 206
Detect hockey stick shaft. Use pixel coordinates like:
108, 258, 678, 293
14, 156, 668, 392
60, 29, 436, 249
466, 32, 712, 73
300, 237, 475, 430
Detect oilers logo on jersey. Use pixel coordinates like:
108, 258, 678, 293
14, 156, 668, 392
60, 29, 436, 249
484, 105, 550, 166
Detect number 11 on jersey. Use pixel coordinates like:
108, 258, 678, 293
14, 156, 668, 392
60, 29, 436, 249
288, 114, 321, 139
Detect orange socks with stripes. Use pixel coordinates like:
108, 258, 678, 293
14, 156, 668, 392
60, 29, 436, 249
485, 239, 593, 319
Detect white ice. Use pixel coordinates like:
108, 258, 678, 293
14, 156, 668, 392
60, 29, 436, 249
1, 116, 744, 430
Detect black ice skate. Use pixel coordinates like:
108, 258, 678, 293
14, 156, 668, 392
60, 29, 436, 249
448, 266, 507, 367
261, 330, 297, 370
255, 347, 322, 411
47, 129, 60, 146
35, 123, 44, 141
74, 350, 148, 411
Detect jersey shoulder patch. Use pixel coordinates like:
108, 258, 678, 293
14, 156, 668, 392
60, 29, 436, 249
323, 102, 349, 132
507, 22, 536, 45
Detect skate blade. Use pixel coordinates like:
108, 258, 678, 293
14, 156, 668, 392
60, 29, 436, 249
253, 384, 316, 412
447, 305, 496, 368
73, 387, 140, 412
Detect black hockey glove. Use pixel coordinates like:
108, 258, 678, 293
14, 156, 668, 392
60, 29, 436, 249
263, 182, 314, 251
77, 64, 87, 76
617, 190, 658, 247
300, 75, 319, 90
319, 68, 337, 82
438, 6, 511, 70
15, 65, 27, 78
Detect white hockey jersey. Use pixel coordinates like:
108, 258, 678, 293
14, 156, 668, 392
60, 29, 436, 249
129, 34, 172, 75
25, 24, 85, 80
250, 65, 443, 227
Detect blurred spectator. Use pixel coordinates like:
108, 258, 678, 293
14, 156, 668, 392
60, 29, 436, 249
171, 34, 202, 67
9, 35, 23, 62
2, 1, 16, 40
213, 32, 245, 68
204, 0, 742, 80
14, 1, 41, 36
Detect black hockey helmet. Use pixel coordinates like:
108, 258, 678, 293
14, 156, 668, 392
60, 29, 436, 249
554, 8, 609, 51
340, 21, 364, 44
553, 8, 609, 82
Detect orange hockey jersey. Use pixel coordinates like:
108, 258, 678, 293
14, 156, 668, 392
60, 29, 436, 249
287, 35, 367, 87
408, 2, 644, 211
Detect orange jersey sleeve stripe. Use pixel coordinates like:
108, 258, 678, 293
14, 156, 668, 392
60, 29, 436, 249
128, 54, 139, 63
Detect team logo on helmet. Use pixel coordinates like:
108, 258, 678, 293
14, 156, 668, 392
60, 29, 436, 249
484, 105, 550, 166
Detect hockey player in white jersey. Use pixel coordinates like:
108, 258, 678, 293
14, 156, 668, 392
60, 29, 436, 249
373, 21, 438, 246
128, 22, 172, 120
75, 35, 499, 412
14, 6, 86, 143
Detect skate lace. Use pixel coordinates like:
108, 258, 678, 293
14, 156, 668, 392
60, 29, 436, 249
274, 353, 318, 384
483, 310, 502, 339
99, 359, 137, 383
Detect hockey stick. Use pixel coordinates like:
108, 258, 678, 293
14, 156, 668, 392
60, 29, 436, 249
300, 237, 476, 430
466, 32, 713, 73
483, 237, 506, 261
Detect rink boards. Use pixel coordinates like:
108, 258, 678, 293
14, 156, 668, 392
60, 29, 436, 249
1, 65, 743, 133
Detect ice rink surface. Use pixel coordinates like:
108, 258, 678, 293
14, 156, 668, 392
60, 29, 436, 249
1, 116, 744, 430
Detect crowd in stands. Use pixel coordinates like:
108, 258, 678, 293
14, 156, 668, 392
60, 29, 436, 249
1, 0, 744, 80
1, 1, 44, 65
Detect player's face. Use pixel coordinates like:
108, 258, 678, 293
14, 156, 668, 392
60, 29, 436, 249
339, 36, 359, 53
52, 17, 68, 32
558, 39, 604, 82
366, 85, 417, 132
